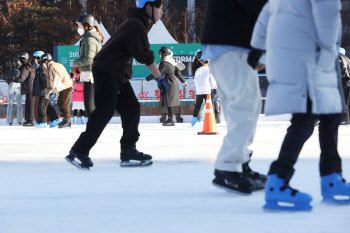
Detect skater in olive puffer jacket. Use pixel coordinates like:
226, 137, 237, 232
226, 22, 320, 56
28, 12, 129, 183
74, 14, 103, 118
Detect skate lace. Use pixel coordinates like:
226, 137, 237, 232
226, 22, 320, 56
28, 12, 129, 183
280, 183, 298, 196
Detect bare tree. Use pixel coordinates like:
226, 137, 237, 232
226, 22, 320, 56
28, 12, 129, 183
187, 0, 195, 43
79, 0, 87, 14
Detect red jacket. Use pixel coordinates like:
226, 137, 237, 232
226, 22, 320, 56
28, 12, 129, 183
72, 84, 84, 102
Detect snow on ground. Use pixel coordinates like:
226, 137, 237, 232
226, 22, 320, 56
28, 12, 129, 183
0, 115, 349, 233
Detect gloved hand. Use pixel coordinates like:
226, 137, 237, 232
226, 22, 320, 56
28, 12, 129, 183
183, 82, 189, 88
157, 74, 168, 96
45, 93, 50, 100
191, 116, 197, 126
142, 79, 148, 86
247, 48, 264, 70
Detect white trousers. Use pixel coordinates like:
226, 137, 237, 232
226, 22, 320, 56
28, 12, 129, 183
210, 50, 261, 172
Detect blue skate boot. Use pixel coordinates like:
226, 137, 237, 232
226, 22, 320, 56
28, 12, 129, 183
263, 174, 313, 211
50, 119, 60, 128
35, 123, 48, 128
81, 116, 85, 124
191, 117, 197, 126
73, 116, 77, 124
197, 118, 204, 123
321, 173, 350, 204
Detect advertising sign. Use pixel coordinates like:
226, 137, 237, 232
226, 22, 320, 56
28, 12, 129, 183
54, 43, 202, 77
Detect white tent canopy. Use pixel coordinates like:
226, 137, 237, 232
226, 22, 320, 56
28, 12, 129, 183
75, 20, 177, 45
75, 20, 111, 45
148, 20, 178, 44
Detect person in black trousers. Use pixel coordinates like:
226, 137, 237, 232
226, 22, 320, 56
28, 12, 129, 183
32, 58, 59, 128
66, 0, 166, 169
269, 99, 342, 182
10, 52, 36, 127
339, 50, 350, 124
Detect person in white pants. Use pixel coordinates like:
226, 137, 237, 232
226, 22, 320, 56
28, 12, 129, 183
201, 0, 268, 194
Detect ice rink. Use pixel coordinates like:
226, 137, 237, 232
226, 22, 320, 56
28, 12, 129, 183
0, 115, 349, 233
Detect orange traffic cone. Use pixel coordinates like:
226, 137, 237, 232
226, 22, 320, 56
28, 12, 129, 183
198, 94, 219, 135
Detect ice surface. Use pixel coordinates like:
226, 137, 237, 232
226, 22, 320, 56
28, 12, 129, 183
0, 115, 349, 233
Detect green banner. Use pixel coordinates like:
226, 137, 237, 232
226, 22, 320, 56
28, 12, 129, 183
54, 43, 202, 78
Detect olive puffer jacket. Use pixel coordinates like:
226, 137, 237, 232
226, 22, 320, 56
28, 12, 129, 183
73, 30, 102, 72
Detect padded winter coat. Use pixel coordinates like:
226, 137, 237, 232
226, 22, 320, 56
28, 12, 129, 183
45, 61, 73, 94
194, 66, 217, 95
93, 8, 155, 82
251, 0, 343, 115
72, 84, 84, 102
32, 64, 47, 97
13, 66, 36, 95
2, 68, 20, 84
73, 30, 102, 72
146, 56, 186, 107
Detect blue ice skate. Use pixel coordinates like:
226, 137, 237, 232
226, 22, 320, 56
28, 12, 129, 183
191, 117, 197, 126
263, 174, 313, 211
35, 123, 48, 128
81, 116, 85, 124
321, 173, 350, 204
50, 119, 60, 128
73, 116, 77, 124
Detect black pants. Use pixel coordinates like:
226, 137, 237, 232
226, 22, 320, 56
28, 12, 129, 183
211, 89, 220, 114
342, 79, 350, 122
84, 82, 95, 117
72, 68, 140, 156
193, 94, 207, 117
74, 109, 85, 117
167, 107, 173, 117
25, 93, 35, 121
38, 94, 58, 123
269, 113, 343, 181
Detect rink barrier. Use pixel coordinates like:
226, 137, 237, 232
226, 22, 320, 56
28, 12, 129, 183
0, 74, 268, 117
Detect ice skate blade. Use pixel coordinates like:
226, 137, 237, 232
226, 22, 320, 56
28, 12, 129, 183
322, 196, 350, 205
263, 201, 312, 211
120, 160, 153, 167
212, 181, 252, 195
65, 156, 90, 171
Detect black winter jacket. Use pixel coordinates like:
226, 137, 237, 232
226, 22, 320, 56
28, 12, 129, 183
201, 0, 267, 48
32, 64, 48, 97
13, 66, 36, 95
2, 68, 21, 84
93, 7, 155, 82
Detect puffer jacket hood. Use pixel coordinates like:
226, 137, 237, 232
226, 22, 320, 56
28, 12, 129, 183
163, 55, 177, 67
84, 29, 103, 43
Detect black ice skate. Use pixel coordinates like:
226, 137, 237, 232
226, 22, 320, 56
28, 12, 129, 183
58, 118, 71, 128
159, 113, 167, 123
65, 150, 93, 170
212, 169, 253, 194
23, 120, 35, 127
215, 113, 221, 124
162, 115, 175, 126
120, 145, 152, 167
242, 161, 267, 190
176, 113, 184, 123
